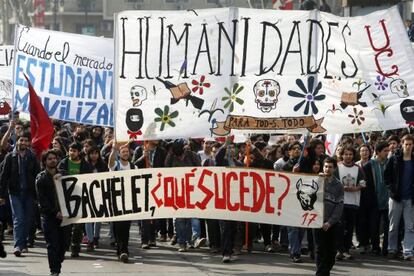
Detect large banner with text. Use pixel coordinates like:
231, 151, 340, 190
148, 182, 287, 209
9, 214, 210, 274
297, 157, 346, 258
115, 7, 414, 141
13, 25, 114, 126
55, 167, 324, 228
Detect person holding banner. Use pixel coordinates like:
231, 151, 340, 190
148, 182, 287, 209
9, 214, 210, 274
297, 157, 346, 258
215, 138, 243, 262
165, 139, 204, 252
108, 140, 135, 263
313, 157, 344, 276
84, 146, 108, 251
132, 140, 167, 248
0, 131, 40, 257
36, 150, 71, 276
283, 141, 305, 263
57, 142, 93, 258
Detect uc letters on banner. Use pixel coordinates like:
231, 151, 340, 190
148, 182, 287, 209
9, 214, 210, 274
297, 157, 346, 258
55, 167, 324, 228
115, 7, 414, 141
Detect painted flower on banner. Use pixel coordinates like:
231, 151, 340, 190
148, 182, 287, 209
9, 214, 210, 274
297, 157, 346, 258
222, 83, 244, 112
288, 76, 325, 115
348, 108, 365, 125
192, 75, 211, 95
371, 93, 391, 116
154, 105, 179, 131
374, 75, 388, 91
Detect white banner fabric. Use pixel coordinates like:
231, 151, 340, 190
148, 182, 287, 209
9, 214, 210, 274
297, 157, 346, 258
55, 167, 324, 228
115, 7, 414, 141
13, 25, 114, 126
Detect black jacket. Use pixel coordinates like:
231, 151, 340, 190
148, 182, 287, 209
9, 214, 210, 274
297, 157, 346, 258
0, 150, 40, 198
57, 157, 93, 176
384, 149, 414, 203
132, 146, 167, 168
35, 170, 60, 217
215, 145, 243, 167
361, 161, 378, 209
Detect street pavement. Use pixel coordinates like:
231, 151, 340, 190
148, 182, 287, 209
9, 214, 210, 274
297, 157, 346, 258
1, 223, 413, 276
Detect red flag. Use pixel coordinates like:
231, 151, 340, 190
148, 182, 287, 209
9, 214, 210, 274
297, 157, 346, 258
24, 75, 54, 159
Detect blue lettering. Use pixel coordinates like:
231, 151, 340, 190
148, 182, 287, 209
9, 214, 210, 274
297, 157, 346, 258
76, 68, 82, 98
15, 55, 27, 87
43, 97, 60, 116
82, 102, 96, 125
39, 61, 50, 92
49, 64, 63, 96
94, 70, 106, 100
97, 103, 109, 126
26, 57, 37, 86
14, 89, 29, 111
109, 103, 114, 126
109, 71, 113, 100
82, 71, 93, 99
64, 65, 75, 97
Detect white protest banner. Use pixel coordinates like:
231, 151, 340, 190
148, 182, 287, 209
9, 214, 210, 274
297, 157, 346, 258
0, 45, 14, 121
115, 7, 414, 142
55, 167, 324, 228
13, 25, 114, 126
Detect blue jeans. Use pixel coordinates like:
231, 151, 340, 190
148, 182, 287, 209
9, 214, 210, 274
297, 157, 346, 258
388, 199, 414, 257
191, 218, 201, 241
175, 218, 192, 246
287, 227, 304, 256
9, 195, 35, 251
85, 222, 101, 243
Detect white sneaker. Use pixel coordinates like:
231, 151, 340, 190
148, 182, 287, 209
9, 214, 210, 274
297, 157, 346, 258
195, 237, 206, 248
222, 255, 231, 263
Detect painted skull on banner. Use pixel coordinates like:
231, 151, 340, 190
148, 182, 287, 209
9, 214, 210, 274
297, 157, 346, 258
253, 79, 280, 113
130, 85, 147, 107
390, 79, 409, 98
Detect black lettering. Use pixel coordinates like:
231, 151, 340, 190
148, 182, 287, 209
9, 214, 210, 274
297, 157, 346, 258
216, 20, 237, 76
81, 182, 95, 218
324, 22, 339, 79
131, 175, 142, 213
89, 180, 103, 217
256, 21, 283, 76
167, 23, 191, 79
61, 177, 80, 218
111, 177, 123, 216
279, 21, 304, 76
192, 23, 214, 75
341, 23, 358, 78
307, 19, 325, 75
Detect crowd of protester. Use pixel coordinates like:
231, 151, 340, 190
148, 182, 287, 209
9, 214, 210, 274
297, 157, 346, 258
0, 116, 413, 276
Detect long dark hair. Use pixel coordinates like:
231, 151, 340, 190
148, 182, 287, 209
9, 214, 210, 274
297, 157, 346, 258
86, 146, 108, 172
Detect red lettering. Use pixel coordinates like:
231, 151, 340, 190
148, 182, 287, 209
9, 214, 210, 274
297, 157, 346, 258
239, 171, 250, 211
196, 169, 214, 210
164, 177, 177, 210
214, 173, 226, 209
250, 172, 265, 213
226, 172, 239, 211
185, 169, 196, 209
150, 173, 163, 207
175, 178, 185, 209
265, 172, 275, 213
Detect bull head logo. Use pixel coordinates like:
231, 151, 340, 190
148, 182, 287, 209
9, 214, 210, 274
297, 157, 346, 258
296, 178, 319, 211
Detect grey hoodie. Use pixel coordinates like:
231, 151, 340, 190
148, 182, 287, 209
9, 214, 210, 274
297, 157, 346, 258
323, 176, 344, 226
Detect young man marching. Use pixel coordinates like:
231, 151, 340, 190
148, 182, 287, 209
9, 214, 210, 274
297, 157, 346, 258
313, 157, 344, 276
36, 150, 71, 276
